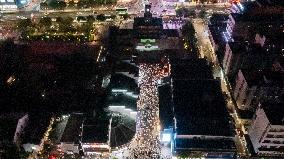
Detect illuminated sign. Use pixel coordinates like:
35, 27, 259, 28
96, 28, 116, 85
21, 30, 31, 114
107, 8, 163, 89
141, 39, 155, 43
162, 133, 171, 142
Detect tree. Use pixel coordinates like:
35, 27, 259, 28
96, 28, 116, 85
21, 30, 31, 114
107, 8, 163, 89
58, 17, 75, 32
181, 21, 195, 37
65, 17, 74, 25
198, 9, 206, 19
87, 15, 96, 23
96, 14, 106, 21
39, 17, 52, 30
49, 0, 67, 10
80, 22, 92, 34
58, 1, 67, 9
77, 0, 89, 8
122, 13, 129, 20
68, 0, 75, 7
106, 0, 116, 4
40, 2, 48, 10
17, 18, 33, 31
56, 17, 63, 23
16, 18, 35, 37
175, 8, 183, 17
181, 21, 198, 54
176, 7, 195, 18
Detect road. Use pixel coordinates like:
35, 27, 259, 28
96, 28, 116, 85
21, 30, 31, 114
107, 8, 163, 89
193, 17, 250, 157
128, 63, 168, 159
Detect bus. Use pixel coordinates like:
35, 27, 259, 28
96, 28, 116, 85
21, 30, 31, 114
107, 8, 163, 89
115, 7, 128, 15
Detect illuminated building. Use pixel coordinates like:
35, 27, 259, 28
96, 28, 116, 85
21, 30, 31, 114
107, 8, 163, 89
0, 0, 17, 10
81, 118, 110, 157
248, 102, 284, 155
234, 69, 284, 111
0, 0, 29, 10
109, 5, 180, 62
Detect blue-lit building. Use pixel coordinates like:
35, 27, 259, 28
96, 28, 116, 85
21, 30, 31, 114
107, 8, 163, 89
15, 0, 29, 8
0, 0, 29, 11
0, 0, 17, 11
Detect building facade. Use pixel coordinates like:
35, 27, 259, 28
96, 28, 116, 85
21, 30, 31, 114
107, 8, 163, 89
234, 69, 284, 110
248, 103, 284, 155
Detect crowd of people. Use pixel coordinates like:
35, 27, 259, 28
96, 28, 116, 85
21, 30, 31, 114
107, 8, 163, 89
110, 63, 169, 158
128, 63, 168, 158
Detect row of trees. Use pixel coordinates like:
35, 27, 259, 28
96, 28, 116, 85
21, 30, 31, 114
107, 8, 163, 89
40, 0, 117, 10
16, 16, 96, 42
77, 0, 117, 8
181, 21, 199, 54
194, 0, 218, 4
176, 7, 206, 18
40, 1, 66, 10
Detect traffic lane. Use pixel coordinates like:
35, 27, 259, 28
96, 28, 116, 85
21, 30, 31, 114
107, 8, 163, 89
193, 19, 214, 61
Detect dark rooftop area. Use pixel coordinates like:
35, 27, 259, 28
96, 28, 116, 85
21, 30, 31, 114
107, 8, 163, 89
173, 79, 234, 136
228, 42, 247, 55
163, 29, 180, 37
231, 12, 283, 22
241, 69, 284, 87
158, 84, 173, 130
261, 102, 284, 125
170, 58, 213, 80
133, 17, 163, 28
60, 113, 85, 143
237, 108, 254, 119
175, 138, 236, 151
0, 113, 26, 145
110, 114, 135, 147
109, 73, 138, 92
209, 14, 229, 25
22, 113, 52, 144
256, 0, 284, 7
107, 93, 137, 111
82, 119, 109, 143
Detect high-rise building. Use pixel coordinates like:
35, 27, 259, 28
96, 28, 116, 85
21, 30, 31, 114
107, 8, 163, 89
248, 102, 284, 155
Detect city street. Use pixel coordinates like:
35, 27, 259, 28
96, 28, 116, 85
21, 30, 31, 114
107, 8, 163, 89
193, 17, 250, 157
0, 0, 251, 158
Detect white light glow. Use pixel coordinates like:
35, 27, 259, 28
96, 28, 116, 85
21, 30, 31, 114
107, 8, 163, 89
162, 133, 171, 142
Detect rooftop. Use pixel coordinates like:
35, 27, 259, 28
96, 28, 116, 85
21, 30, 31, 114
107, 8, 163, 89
261, 102, 284, 125
0, 113, 26, 145
82, 119, 109, 143
173, 79, 234, 136
231, 9, 284, 22
133, 17, 163, 28
60, 113, 85, 143
110, 114, 135, 147
175, 138, 236, 151
227, 42, 247, 55
163, 29, 180, 37
209, 14, 229, 25
241, 69, 284, 87
158, 84, 173, 129
22, 113, 51, 144
170, 58, 213, 80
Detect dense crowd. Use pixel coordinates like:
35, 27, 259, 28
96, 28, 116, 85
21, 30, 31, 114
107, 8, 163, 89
126, 63, 168, 159
110, 63, 169, 158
